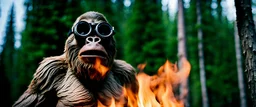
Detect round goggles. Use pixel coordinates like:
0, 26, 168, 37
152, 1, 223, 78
73, 21, 115, 38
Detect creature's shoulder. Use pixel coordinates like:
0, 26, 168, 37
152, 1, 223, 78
111, 59, 137, 85
28, 54, 68, 93
13, 55, 69, 107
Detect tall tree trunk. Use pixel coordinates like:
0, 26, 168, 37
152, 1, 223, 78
216, 0, 222, 21
196, 0, 209, 107
178, 0, 189, 106
234, 22, 247, 107
235, 0, 256, 106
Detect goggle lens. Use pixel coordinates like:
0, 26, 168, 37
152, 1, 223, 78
97, 23, 112, 36
76, 21, 91, 36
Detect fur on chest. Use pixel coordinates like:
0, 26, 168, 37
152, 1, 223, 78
56, 70, 124, 106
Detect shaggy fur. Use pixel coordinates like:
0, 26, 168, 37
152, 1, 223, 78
13, 11, 138, 107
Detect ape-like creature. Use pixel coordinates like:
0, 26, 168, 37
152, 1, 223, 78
13, 11, 138, 107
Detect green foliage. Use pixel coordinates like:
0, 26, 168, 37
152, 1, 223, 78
124, 0, 167, 74
204, 18, 239, 106
184, 1, 201, 107
186, 0, 240, 106
165, 12, 178, 62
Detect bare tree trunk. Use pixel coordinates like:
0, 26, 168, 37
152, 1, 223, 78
196, 0, 209, 107
234, 22, 247, 107
178, 0, 189, 107
235, 0, 256, 106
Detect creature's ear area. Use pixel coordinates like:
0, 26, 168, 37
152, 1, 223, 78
67, 29, 72, 36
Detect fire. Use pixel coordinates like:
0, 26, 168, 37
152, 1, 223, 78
94, 57, 110, 76
108, 58, 191, 107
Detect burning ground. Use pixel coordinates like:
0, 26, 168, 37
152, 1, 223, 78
103, 58, 191, 107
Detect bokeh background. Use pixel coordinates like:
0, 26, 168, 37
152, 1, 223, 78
0, 0, 255, 106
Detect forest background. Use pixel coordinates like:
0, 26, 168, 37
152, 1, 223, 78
0, 0, 255, 107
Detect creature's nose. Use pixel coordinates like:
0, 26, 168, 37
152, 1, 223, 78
86, 36, 101, 44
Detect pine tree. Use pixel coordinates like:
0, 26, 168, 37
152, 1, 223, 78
202, 0, 239, 106
0, 3, 16, 106
185, 0, 239, 106
177, 0, 190, 106
196, 0, 209, 107
185, 1, 201, 106
234, 22, 247, 107
235, 0, 256, 106
124, 0, 167, 74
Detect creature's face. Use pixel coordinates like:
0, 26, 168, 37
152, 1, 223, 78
65, 12, 116, 81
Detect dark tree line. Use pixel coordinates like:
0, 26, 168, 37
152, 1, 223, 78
0, 3, 15, 106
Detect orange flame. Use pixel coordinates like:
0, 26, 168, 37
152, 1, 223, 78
106, 58, 191, 107
94, 57, 110, 76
